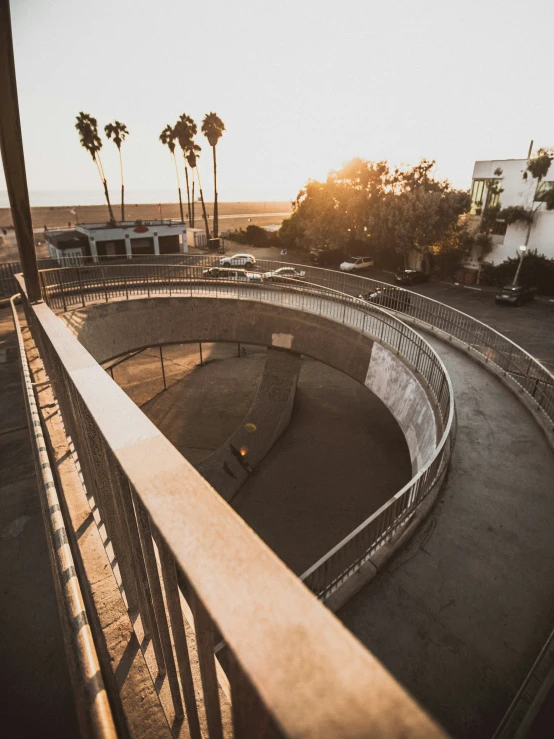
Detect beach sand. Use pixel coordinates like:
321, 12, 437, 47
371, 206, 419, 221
0, 200, 292, 230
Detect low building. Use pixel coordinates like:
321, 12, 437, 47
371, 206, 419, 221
468, 156, 554, 267
45, 219, 189, 262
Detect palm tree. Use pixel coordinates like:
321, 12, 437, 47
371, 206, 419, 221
159, 124, 184, 223
104, 120, 129, 221
75, 112, 115, 223
201, 113, 225, 238
173, 114, 196, 225
186, 143, 210, 240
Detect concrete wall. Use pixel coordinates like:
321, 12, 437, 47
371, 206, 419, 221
365, 343, 437, 471
197, 347, 301, 501
60, 297, 440, 472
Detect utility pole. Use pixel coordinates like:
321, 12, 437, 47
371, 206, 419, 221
0, 0, 41, 302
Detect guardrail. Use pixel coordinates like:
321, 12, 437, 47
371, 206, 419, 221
35, 263, 455, 604
10, 295, 117, 739
18, 276, 446, 738
33, 251, 553, 425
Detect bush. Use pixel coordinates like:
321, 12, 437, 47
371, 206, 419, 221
480, 251, 554, 296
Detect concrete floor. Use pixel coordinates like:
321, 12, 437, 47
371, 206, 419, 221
233, 359, 411, 575
339, 335, 554, 739
0, 307, 78, 738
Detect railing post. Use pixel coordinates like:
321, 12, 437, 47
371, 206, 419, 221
159, 345, 166, 390
77, 267, 85, 307
102, 267, 108, 302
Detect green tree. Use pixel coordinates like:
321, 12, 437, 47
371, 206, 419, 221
104, 120, 129, 221
75, 112, 115, 223
201, 112, 225, 238
159, 124, 185, 223
377, 161, 471, 271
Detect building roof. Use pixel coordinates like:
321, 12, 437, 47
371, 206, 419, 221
46, 229, 89, 251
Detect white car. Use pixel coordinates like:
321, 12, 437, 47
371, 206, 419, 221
339, 256, 374, 272
202, 267, 262, 282
219, 253, 256, 268
263, 267, 307, 282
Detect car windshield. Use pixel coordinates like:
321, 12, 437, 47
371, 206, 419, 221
501, 286, 520, 293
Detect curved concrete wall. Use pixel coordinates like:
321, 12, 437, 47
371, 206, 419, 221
61, 297, 439, 471
197, 347, 301, 501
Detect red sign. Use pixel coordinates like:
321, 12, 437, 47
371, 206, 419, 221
134, 226, 148, 233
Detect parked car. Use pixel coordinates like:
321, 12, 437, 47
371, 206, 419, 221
395, 269, 429, 286
495, 284, 537, 306
358, 287, 411, 311
202, 267, 262, 282
309, 248, 346, 267
219, 253, 256, 267
263, 267, 307, 282
339, 256, 374, 272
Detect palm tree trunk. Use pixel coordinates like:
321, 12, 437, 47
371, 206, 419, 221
212, 144, 218, 238
196, 167, 211, 240
173, 152, 184, 223
103, 180, 115, 224
119, 148, 125, 221
95, 153, 115, 223
184, 166, 192, 225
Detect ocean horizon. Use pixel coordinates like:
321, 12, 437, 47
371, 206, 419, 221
0, 190, 291, 208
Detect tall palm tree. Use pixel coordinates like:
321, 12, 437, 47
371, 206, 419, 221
75, 112, 115, 223
201, 113, 225, 238
173, 114, 196, 226
159, 124, 184, 223
104, 120, 129, 221
186, 143, 210, 240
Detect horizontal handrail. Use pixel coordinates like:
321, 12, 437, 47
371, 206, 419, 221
19, 278, 447, 738
10, 295, 116, 739
34, 264, 455, 603
29, 252, 554, 424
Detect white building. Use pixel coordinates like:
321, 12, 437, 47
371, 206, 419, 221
468, 157, 554, 269
45, 219, 198, 262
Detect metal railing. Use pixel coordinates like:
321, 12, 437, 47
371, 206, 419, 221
30, 251, 553, 425
34, 263, 455, 604
10, 295, 117, 739
18, 280, 446, 738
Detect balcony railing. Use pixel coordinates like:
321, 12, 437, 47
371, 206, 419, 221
16, 269, 447, 738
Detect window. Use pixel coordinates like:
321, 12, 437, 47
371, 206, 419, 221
471, 180, 486, 207
534, 181, 554, 202
471, 178, 503, 210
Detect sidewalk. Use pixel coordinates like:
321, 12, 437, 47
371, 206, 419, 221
0, 305, 77, 737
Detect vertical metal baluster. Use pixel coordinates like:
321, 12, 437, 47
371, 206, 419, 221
76, 267, 85, 307
157, 539, 202, 739
132, 492, 183, 713
188, 586, 223, 739
159, 345, 167, 390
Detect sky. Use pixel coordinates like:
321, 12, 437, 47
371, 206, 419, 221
2, 0, 554, 205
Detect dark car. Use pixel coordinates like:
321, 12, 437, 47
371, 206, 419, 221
395, 269, 430, 286
495, 284, 537, 306
309, 248, 346, 267
358, 287, 411, 312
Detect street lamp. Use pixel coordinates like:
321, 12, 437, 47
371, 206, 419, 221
512, 245, 527, 286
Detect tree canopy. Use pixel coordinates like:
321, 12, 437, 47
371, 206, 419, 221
279, 158, 471, 270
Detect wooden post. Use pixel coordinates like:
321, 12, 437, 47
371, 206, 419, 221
0, 0, 41, 302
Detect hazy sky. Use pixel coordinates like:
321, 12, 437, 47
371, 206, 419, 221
2, 0, 553, 204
